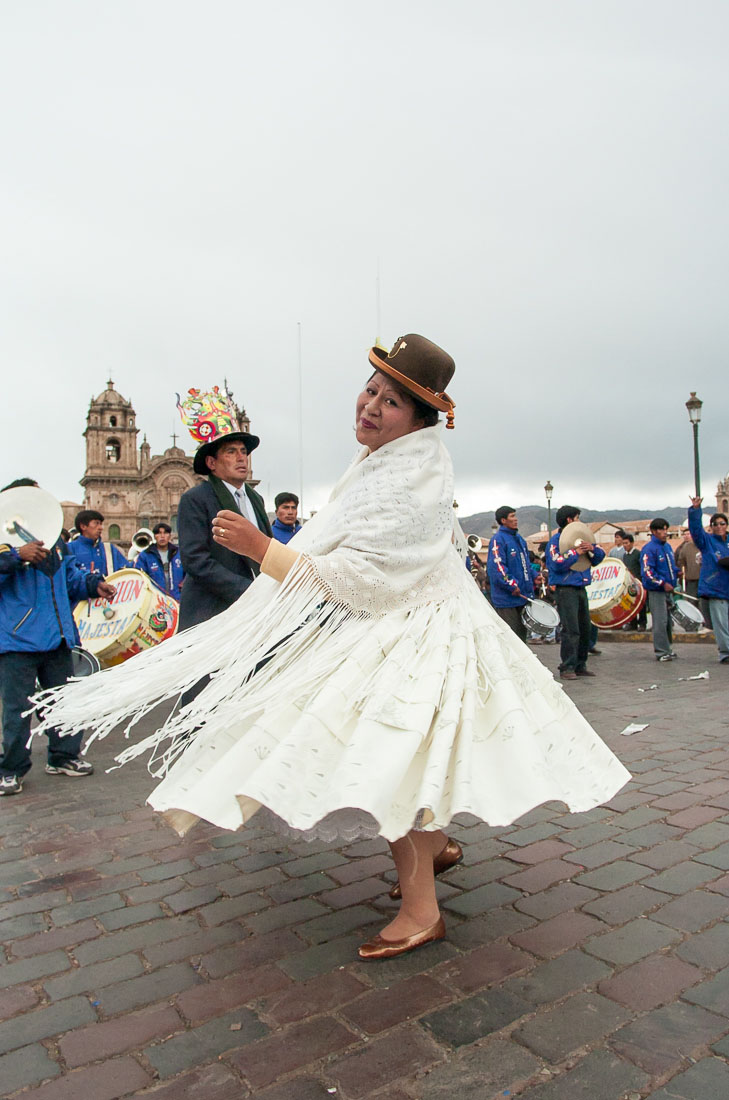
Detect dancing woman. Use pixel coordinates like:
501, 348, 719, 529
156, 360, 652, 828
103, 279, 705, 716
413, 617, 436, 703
36, 335, 629, 959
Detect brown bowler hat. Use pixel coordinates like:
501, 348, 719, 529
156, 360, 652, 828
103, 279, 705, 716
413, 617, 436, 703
368, 334, 456, 428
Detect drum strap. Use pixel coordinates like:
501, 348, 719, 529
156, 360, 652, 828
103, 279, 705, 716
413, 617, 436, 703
103, 542, 114, 576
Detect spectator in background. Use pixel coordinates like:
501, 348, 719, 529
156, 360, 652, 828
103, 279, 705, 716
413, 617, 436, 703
68, 510, 130, 575
675, 526, 706, 621
608, 530, 627, 560
622, 533, 647, 631
136, 523, 184, 601
271, 493, 302, 545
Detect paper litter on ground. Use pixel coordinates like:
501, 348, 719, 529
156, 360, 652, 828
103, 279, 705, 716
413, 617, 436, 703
637, 684, 659, 692
678, 671, 710, 681
620, 723, 649, 736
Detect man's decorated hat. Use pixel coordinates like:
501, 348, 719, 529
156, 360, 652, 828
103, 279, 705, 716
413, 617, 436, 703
176, 387, 260, 475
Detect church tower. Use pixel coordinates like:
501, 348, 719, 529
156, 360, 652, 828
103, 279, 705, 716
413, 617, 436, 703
80, 381, 140, 542
83, 380, 138, 472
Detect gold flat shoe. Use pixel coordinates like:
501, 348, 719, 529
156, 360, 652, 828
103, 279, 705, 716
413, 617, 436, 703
388, 837, 463, 900
358, 916, 446, 960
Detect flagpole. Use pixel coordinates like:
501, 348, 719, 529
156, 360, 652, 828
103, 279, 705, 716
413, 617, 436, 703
298, 322, 304, 520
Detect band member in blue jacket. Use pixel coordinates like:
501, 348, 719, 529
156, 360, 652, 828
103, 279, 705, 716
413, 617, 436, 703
547, 505, 605, 680
688, 497, 729, 663
640, 517, 678, 661
487, 505, 534, 641
68, 510, 130, 574
135, 524, 184, 601
0, 481, 115, 795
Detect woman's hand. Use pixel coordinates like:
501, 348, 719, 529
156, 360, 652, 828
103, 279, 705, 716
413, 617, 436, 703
212, 510, 270, 563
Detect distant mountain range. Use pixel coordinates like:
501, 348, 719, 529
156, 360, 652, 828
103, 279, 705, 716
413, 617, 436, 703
459, 506, 691, 539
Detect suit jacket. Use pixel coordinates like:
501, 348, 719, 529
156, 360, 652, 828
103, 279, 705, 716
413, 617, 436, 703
177, 480, 272, 630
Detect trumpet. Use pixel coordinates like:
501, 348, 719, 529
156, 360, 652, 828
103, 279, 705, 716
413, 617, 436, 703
128, 527, 155, 562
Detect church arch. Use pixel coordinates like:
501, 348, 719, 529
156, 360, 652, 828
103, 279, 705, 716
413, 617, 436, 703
105, 439, 121, 462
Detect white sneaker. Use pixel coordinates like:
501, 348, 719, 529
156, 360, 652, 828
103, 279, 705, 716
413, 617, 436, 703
0, 775, 22, 795
45, 759, 94, 778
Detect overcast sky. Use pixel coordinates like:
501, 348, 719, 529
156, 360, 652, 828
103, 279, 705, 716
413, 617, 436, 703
2, 1, 728, 518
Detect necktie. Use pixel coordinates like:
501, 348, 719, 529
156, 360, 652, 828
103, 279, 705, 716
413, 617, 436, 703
234, 490, 242, 513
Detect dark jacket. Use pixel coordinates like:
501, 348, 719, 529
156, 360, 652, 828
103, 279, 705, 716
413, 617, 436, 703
640, 536, 677, 591
547, 532, 605, 588
487, 527, 534, 608
68, 536, 130, 574
177, 480, 272, 630
0, 539, 107, 653
688, 506, 729, 600
136, 543, 185, 601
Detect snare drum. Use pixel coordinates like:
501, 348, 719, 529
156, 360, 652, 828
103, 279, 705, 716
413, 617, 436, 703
74, 568, 179, 668
670, 599, 706, 632
587, 559, 647, 629
521, 599, 560, 637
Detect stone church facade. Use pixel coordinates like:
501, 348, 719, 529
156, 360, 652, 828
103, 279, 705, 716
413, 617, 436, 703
717, 474, 729, 516
62, 381, 256, 547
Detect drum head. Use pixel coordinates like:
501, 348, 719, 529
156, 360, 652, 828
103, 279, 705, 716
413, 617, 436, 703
70, 647, 101, 677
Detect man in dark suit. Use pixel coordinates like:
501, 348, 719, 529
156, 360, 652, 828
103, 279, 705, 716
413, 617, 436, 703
177, 428, 272, 631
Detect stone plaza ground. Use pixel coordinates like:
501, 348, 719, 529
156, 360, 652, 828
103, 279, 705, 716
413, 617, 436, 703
1, 639, 729, 1099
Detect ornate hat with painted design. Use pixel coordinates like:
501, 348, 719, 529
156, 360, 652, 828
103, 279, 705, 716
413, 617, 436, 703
176, 387, 260, 475
368, 334, 456, 428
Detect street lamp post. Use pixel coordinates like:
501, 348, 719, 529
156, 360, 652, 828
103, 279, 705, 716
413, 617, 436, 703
685, 393, 703, 497
544, 480, 554, 538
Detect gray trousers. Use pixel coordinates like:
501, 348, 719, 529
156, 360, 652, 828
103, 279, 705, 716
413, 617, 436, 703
648, 590, 673, 658
708, 599, 729, 661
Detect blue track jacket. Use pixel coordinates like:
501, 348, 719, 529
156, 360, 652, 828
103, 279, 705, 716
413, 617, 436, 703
0, 540, 107, 653
135, 544, 184, 601
271, 518, 302, 545
487, 527, 534, 607
640, 536, 677, 591
547, 532, 605, 587
688, 507, 729, 599
68, 536, 130, 574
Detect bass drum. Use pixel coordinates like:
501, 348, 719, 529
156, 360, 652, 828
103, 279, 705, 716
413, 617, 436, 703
670, 599, 706, 633
74, 568, 179, 668
70, 647, 101, 678
521, 599, 560, 637
588, 559, 646, 629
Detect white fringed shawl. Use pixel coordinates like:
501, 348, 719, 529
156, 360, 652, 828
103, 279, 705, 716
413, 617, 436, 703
34, 425, 630, 840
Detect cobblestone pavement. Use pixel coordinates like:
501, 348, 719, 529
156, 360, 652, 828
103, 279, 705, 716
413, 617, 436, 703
1, 641, 729, 1099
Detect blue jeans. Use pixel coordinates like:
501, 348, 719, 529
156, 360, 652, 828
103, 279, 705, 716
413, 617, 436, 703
0, 647, 84, 778
708, 599, 729, 661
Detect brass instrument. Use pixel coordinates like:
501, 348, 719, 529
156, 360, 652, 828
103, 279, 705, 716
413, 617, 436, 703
128, 527, 155, 562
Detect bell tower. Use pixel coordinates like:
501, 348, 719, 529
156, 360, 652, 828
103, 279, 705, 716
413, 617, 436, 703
83, 380, 138, 473
80, 381, 141, 539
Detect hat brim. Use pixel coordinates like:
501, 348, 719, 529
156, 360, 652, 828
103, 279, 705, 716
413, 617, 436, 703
193, 432, 260, 475
367, 347, 454, 414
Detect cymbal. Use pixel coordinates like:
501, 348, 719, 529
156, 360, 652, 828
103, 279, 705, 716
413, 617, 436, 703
559, 521, 595, 572
0, 487, 63, 549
